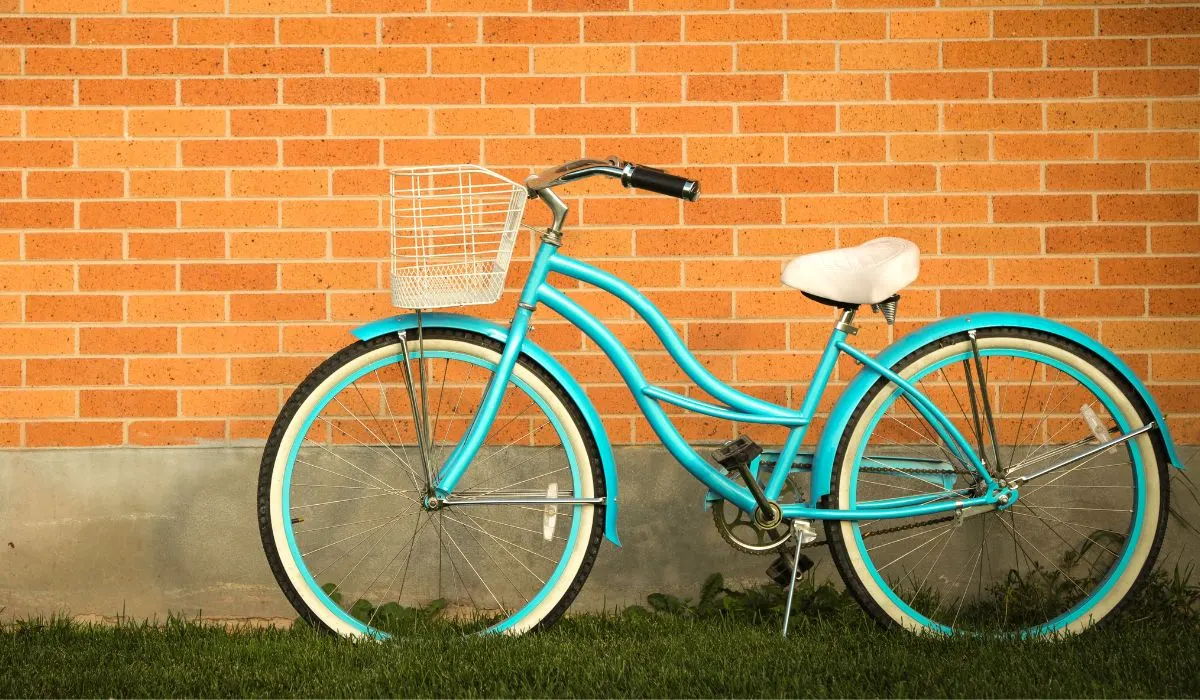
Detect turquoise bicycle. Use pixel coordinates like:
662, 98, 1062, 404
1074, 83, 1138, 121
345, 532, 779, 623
258, 157, 1183, 640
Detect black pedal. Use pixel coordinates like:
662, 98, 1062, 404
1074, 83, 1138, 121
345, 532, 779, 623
711, 435, 763, 469
767, 551, 814, 588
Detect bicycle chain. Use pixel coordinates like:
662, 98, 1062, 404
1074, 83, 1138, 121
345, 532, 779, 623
718, 461, 960, 552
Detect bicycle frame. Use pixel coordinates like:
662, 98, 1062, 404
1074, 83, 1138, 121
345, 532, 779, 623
432, 238, 1004, 522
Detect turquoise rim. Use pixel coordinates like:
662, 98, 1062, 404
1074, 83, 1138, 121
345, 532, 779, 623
280, 346, 585, 639
848, 345, 1146, 636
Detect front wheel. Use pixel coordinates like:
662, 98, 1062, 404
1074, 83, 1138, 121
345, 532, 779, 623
826, 327, 1168, 637
258, 328, 605, 639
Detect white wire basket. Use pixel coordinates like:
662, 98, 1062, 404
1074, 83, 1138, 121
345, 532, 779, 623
389, 164, 528, 309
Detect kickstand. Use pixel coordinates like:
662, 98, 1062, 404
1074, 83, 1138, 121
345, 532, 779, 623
781, 521, 807, 639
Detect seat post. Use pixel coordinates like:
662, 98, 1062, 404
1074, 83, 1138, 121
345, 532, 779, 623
835, 307, 858, 336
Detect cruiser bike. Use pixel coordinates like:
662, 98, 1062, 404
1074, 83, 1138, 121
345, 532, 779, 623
258, 157, 1183, 640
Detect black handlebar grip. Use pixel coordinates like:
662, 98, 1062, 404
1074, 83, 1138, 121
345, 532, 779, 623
626, 164, 701, 202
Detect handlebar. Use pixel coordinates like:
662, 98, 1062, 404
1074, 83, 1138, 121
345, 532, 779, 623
525, 157, 700, 202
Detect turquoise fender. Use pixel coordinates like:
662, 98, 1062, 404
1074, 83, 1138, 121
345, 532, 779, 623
809, 312, 1186, 504
352, 313, 621, 547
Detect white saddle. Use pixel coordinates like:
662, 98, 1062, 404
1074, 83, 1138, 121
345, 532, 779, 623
781, 237, 920, 306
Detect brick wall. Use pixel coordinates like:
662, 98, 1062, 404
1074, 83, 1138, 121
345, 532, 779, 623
0, 2, 1196, 450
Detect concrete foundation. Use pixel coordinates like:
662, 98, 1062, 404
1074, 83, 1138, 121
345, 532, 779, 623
0, 446, 1195, 623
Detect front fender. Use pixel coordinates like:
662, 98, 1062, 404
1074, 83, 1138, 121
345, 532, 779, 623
352, 313, 621, 547
810, 312, 1185, 504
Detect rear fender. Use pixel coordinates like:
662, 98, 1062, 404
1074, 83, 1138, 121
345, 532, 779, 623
809, 312, 1186, 504
352, 313, 621, 547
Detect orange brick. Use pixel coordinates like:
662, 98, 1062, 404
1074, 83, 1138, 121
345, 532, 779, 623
1154, 102, 1200, 129
740, 105, 835, 134
27, 422, 123, 448
130, 358, 226, 386
0, 18, 71, 44
483, 15, 579, 44
80, 263, 175, 292
76, 18, 173, 45
385, 77, 482, 105
536, 45, 630, 73
27, 0, 120, 10
1104, 321, 1200, 350
941, 227, 1041, 254
231, 170, 327, 198
435, 107, 530, 136
332, 170, 390, 196
0, 202, 73, 229
1098, 194, 1197, 222
786, 195, 883, 224
788, 73, 886, 101
944, 103, 1042, 131
789, 12, 885, 40
0, 327, 73, 355
892, 72, 989, 100
684, 13, 782, 41
25, 48, 122, 75
232, 231, 328, 259
890, 195, 988, 224
943, 288, 1039, 316
130, 109, 226, 137
582, 196, 679, 225
942, 164, 1041, 192
689, 136, 784, 164
182, 388, 278, 417
1101, 70, 1199, 98
585, 75, 679, 103
181, 200, 279, 228
281, 17, 376, 44
230, 47, 326, 75
179, 17, 275, 44
182, 78, 278, 106
688, 75, 783, 102
994, 71, 1094, 99
891, 134, 988, 162
997, 9, 1094, 37
233, 0, 326, 11
80, 327, 177, 355
789, 135, 886, 162
81, 389, 176, 418
1047, 288, 1144, 319
129, 420, 225, 447
129, 48, 224, 75
839, 42, 937, 70
81, 201, 176, 229
332, 47, 427, 74
538, 106, 630, 135
995, 133, 1095, 161
52, 160, 122, 191
841, 104, 937, 132
282, 200, 379, 228
0, 264, 72, 292
890, 11, 988, 39
29, 109, 123, 138
182, 326, 279, 354
738, 43, 834, 71
1047, 225, 1146, 254
0, 390, 74, 418
1100, 7, 1200, 37
80, 79, 175, 106
633, 106, 727, 135
127, 294, 225, 322
79, 140, 177, 168
0, 79, 72, 106
1152, 37, 1200, 66
1047, 164, 1146, 192
230, 357, 320, 385
1049, 102, 1148, 130
287, 77, 381, 105
636, 44, 732, 73
995, 195, 1093, 223
1150, 289, 1200, 317
128, 0, 225, 10
130, 169, 226, 198
1049, 39, 1147, 68
231, 293, 327, 321
284, 139, 379, 167
995, 258, 1094, 286
430, 46, 526, 75
943, 40, 1042, 69
28, 358, 123, 386
25, 298, 118, 326
740, 166, 833, 194
26, 232, 122, 261
232, 108, 327, 137
384, 138, 481, 166
840, 165, 934, 193
382, 16, 479, 44
0, 141, 73, 167
1151, 163, 1200, 191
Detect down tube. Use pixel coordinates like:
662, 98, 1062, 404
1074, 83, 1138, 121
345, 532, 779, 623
536, 284, 760, 514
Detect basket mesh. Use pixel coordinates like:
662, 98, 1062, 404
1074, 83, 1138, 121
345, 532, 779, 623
389, 165, 528, 309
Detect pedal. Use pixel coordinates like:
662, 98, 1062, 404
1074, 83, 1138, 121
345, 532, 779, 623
711, 435, 763, 470
767, 550, 814, 588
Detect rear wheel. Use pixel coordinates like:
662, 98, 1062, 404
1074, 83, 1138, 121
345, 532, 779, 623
827, 328, 1168, 636
258, 329, 605, 638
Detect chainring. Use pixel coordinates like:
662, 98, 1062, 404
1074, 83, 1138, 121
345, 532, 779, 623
711, 464, 801, 555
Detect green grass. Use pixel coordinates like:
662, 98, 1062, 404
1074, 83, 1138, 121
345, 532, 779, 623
1, 594, 1198, 698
